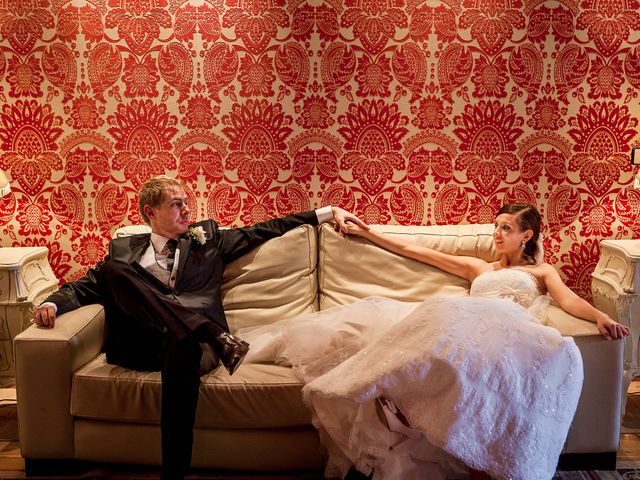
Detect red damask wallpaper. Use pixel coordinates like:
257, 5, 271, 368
0, 0, 639, 301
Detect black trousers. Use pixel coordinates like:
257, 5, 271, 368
98, 260, 222, 480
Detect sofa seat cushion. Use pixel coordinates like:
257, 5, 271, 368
71, 354, 311, 428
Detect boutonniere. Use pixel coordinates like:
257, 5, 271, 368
188, 226, 207, 245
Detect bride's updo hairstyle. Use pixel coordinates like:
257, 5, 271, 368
496, 203, 542, 265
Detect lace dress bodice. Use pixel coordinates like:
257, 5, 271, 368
470, 268, 540, 308
469, 268, 551, 323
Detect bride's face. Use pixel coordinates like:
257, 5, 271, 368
493, 213, 531, 254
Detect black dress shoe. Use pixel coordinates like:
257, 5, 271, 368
213, 332, 250, 375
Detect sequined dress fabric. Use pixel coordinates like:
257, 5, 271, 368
238, 269, 584, 480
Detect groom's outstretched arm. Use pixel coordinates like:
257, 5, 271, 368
218, 206, 368, 264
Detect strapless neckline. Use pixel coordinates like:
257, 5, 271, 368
470, 268, 541, 309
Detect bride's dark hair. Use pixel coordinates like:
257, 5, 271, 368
496, 203, 542, 264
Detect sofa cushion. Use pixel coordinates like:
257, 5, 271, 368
221, 224, 318, 333
318, 223, 499, 309
71, 354, 311, 428
113, 225, 152, 237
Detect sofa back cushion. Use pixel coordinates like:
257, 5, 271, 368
114, 224, 318, 333
318, 223, 499, 309
222, 224, 318, 332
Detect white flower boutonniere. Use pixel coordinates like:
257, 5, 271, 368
188, 226, 207, 245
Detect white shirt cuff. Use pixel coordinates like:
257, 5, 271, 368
39, 301, 57, 313
315, 206, 333, 224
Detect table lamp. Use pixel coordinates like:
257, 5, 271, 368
0, 169, 9, 197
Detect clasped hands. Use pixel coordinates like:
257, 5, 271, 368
331, 206, 369, 235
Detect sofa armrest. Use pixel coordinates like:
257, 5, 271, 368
545, 304, 624, 454
566, 334, 623, 454
14, 304, 105, 459
545, 304, 600, 337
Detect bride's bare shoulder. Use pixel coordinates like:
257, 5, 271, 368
531, 262, 557, 275
524, 263, 560, 285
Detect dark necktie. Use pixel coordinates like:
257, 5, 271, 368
165, 239, 178, 272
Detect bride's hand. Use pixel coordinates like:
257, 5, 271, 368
345, 223, 368, 236
597, 316, 629, 340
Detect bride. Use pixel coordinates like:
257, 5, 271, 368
237, 204, 628, 480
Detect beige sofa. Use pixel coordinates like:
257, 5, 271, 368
15, 223, 624, 475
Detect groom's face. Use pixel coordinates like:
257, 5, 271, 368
146, 187, 190, 239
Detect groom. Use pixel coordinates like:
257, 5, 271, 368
32, 175, 368, 480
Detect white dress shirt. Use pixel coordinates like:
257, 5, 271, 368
141, 233, 180, 287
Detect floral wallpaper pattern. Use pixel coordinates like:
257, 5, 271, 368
0, 0, 639, 301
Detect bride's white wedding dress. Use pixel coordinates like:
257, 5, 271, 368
238, 269, 584, 480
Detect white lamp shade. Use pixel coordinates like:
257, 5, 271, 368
0, 169, 10, 197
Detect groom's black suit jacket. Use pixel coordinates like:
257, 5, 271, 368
44, 211, 319, 369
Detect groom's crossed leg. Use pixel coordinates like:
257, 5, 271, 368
97, 260, 248, 479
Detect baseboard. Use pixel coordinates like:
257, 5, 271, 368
23, 454, 618, 477
24, 458, 90, 477
557, 452, 617, 471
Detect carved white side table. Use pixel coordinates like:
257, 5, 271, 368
592, 239, 640, 409
0, 247, 58, 379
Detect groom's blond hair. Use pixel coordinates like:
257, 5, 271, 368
138, 175, 186, 224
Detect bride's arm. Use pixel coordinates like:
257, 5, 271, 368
345, 224, 487, 282
540, 263, 629, 340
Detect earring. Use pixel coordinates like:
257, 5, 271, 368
521, 240, 526, 250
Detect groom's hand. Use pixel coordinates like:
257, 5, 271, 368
33, 303, 57, 328
331, 207, 369, 235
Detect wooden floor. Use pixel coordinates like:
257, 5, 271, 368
2, 384, 640, 478
619, 381, 640, 462
0, 402, 21, 478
